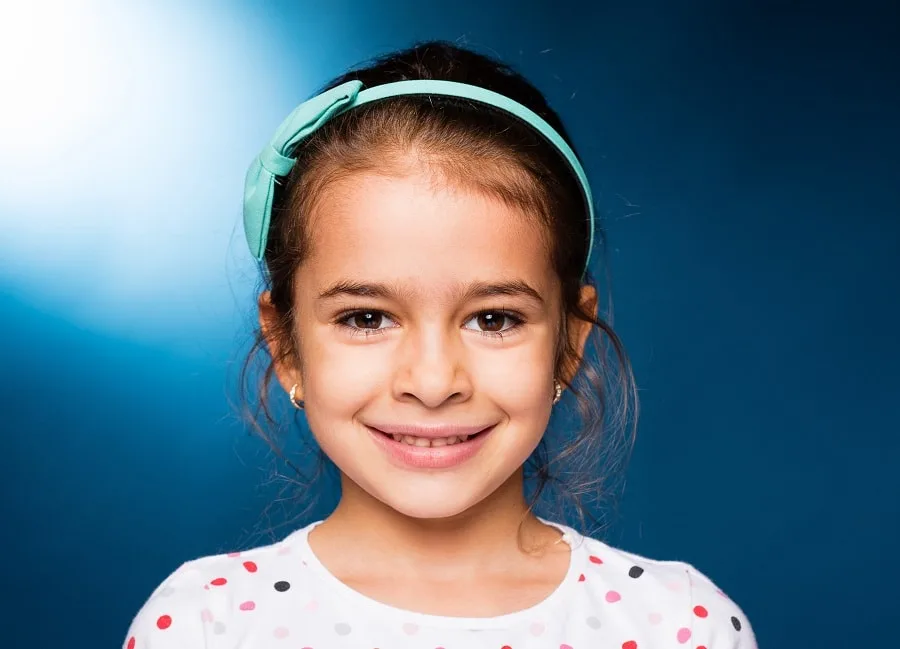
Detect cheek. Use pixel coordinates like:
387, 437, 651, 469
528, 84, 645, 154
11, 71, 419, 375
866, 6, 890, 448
467, 334, 557, 410
300, 333, 393, 412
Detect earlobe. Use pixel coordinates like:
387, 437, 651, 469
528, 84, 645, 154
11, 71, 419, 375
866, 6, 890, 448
257, 291, 304, 400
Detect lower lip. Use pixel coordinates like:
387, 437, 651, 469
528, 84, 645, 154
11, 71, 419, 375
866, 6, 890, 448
367, 426, 494, 469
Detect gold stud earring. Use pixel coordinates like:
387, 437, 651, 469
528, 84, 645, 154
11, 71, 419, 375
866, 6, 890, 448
552, 379, 563, 406
288, 383, 304, 410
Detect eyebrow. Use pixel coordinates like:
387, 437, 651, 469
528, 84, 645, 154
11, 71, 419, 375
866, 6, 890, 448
317, 279, 545, 305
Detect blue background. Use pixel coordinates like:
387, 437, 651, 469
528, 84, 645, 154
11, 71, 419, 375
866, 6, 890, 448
0, 1, 897, 646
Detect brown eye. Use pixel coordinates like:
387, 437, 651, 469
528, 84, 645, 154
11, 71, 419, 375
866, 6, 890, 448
477, 312, 505, 332
352, 312, 383, 329
337, 310, 397, 335
464, 311, 523, 336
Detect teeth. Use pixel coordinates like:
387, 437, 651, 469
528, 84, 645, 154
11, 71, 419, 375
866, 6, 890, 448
390, 434, 471, 447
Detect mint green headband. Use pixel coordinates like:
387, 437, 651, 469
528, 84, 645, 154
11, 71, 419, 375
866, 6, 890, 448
243, 79, 595, 277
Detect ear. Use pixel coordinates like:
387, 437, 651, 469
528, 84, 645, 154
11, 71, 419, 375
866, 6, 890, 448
559, 284, 598, 387
258, 290, 304, 401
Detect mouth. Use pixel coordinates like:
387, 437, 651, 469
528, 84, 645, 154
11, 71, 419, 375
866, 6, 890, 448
369, 427, 491, 448
365, 424, 496, 469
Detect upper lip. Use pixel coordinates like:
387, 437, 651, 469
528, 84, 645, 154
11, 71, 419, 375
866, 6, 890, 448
366, 423, 494, 439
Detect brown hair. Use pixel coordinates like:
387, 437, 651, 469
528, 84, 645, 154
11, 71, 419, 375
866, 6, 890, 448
239, 41, 638, 539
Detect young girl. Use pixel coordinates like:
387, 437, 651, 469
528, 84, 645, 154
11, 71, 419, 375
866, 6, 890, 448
125, 41, 757, 648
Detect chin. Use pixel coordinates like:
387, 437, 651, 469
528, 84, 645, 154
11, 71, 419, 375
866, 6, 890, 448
367, 479, 494, 521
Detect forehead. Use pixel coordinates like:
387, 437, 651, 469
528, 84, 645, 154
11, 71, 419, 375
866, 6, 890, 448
300, 170, 555, 300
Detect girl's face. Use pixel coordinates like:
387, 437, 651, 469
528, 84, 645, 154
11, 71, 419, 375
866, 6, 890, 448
265, 165, 587, 521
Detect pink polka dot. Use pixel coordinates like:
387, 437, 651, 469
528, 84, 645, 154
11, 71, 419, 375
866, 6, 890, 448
561, 645, 574, 649
227, 552, 240, 557
200, 608, 214, 623
676, 627, 692, 643
402, 623, 419, 635
239, 601, 256, 611
277, 545, 291, 555
605, 590, 622, 603
304, 600, 319, 612
529, 622, 545, 636
273, 627, 289, 639
648, 612, 663, 625
666, 580, 684, 592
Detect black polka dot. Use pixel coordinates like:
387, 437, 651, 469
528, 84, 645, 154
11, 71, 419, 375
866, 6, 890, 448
274, 580, 291, 592
628, 566, 644, 578
731, 616, 742, 631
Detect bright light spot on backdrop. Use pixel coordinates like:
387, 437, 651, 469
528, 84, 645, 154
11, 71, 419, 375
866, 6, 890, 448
0, 0, 306, 350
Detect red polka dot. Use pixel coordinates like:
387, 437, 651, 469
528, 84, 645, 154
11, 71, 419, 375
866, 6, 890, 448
623, 642, 637, 649
502, 646, 513, 649
578, 573, 586, 582
126, 637, 136, 649
210, 577, 227, 586
698, 646, 708, 649
694, 605, 709, 618
589, 555, 603, 564
243, 561, 258, 573
156, 615, 172, 630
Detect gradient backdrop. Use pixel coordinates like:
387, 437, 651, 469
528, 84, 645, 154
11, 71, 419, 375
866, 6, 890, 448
1, 1, 897, 647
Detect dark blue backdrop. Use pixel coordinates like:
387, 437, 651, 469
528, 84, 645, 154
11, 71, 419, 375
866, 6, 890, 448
1, 1, 897, 647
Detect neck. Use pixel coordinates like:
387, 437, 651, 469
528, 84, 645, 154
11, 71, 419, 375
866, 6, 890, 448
310, 469, 561, 577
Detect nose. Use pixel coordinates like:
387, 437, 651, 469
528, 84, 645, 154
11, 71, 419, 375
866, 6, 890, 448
392, 324, 473, 408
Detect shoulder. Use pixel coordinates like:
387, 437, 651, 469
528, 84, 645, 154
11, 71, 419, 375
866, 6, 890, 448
682, 562, 758, 648
572, 531, 758, 648
123, 533, 301, 649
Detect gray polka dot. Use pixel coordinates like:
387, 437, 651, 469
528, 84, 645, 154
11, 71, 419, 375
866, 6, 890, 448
213, 621, 227, 635
586, 616, 602, 629
334, 623, 352, 636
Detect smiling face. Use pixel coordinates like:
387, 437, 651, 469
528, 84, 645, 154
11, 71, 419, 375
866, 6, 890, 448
263, 163, 572, 520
